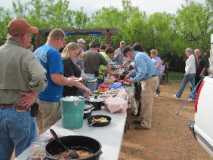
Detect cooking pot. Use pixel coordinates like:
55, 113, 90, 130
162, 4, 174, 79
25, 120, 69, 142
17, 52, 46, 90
45, 135, 102, 160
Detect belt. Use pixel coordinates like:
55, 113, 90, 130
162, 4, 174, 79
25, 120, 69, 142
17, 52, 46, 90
0, 104, 15, 108
0, 104, 28, 111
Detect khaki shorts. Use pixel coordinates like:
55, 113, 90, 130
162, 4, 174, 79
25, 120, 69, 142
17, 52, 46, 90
36, 100, 61, 134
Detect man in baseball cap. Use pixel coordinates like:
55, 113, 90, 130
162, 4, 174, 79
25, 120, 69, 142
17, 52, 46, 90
0, 18, 46, 159
8, 18, 39, 49
8, 17, 39, 36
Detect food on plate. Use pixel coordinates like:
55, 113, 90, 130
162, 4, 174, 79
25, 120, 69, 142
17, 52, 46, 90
88, 115, 111, 127
92, 117, 108, 123
98, 83, 109, 93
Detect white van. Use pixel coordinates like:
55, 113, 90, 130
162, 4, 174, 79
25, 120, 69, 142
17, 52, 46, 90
192, 77, 213, 156
192, 34, 213, 156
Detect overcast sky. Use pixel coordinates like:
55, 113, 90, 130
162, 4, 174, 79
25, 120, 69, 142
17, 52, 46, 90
0, 0, 205, 15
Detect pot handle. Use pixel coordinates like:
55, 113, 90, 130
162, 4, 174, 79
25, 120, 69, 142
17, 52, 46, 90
96, 150, 103, 156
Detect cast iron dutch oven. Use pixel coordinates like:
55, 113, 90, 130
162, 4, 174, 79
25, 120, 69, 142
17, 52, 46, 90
45, 135, 102, 160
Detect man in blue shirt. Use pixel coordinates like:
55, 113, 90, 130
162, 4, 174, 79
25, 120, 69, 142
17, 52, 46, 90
124, 44, 158, 129
34, 29, 91, 133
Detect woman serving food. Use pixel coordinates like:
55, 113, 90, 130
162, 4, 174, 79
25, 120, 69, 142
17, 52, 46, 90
62, 42, 91, 97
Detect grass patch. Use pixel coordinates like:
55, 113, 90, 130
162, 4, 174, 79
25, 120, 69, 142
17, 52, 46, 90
168, 71, 183, 81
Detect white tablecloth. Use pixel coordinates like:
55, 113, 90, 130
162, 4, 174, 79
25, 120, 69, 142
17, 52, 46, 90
16, 110, 127, 160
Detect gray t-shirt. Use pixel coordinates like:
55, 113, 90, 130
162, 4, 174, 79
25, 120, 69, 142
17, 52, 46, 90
113, 47, 124, 65
83, 50, 107, 75
0, 38, 46, 104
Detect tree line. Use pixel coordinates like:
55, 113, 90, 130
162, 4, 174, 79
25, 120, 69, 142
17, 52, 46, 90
0, 0, 212, 58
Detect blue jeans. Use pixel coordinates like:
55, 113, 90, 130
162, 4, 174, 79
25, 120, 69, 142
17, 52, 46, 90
176, 74, 195, 98
0, 107, 37, 160
189, 85, 197, 100
189, 78, 204, 100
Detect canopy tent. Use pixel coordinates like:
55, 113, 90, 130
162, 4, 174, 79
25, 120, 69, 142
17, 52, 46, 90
34, 28, 118, 48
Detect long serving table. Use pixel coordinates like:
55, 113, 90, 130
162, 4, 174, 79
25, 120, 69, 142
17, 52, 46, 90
16, 110, 127, 160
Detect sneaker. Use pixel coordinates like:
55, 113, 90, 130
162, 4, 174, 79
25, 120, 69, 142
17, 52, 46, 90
132, 120, 141, 125
134, 124, 150, 130
131, 106, 139, 116
173, 94, 180, 100
131, 112, 137, 116
155, 94, 160, 97
187, 98, 194, 102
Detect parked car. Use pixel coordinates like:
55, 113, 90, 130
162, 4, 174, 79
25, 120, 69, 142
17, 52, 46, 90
192, 76, 213, 156
191, 34, 213, 156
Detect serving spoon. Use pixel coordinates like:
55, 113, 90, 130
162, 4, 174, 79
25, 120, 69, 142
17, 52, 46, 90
49, 129, 79, 159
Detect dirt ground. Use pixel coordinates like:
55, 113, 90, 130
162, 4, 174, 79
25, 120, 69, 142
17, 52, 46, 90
119, 82, 213, 160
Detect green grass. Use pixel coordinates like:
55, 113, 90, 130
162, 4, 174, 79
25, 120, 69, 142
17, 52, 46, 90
168, 71, 184, 81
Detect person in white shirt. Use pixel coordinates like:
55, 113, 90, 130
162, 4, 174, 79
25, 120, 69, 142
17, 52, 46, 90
175, 48, 196, 99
